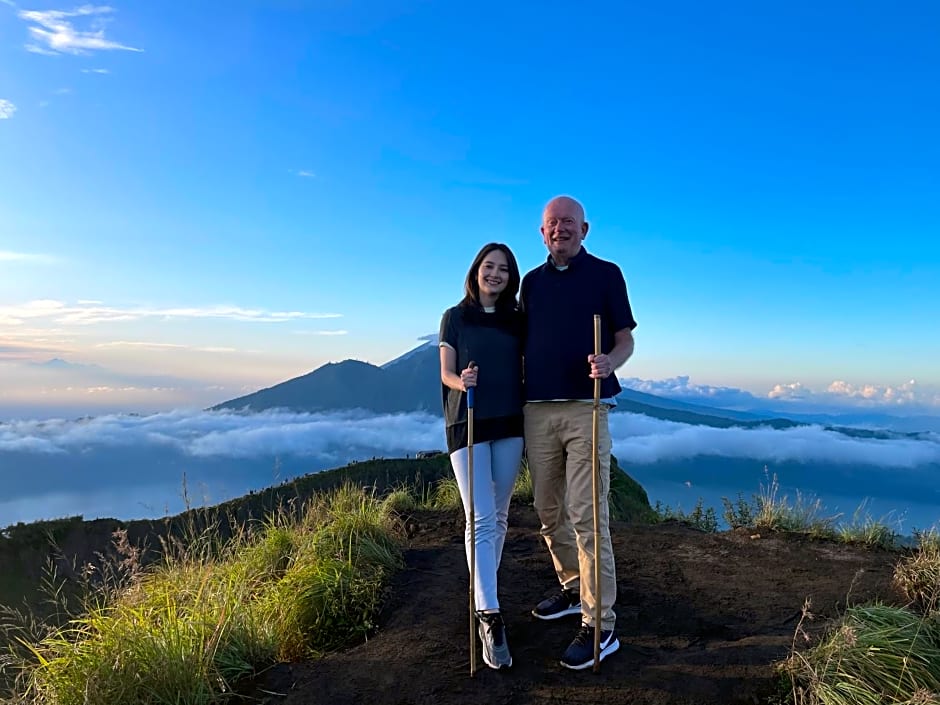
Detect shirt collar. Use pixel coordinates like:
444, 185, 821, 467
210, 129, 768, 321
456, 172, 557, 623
547, 245, 587, 270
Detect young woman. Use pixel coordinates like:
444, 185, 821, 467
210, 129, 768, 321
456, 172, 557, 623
439, 242, 524, 671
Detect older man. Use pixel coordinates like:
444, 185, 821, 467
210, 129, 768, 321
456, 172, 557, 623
520, 195, 637, 670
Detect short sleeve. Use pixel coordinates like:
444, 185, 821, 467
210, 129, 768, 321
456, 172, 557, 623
439, 307, 460, 351
608, 266, 638, 332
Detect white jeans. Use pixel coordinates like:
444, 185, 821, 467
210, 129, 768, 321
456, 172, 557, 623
449, 436, 524, 612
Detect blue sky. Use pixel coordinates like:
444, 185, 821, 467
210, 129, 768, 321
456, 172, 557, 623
1, 0, 938, 418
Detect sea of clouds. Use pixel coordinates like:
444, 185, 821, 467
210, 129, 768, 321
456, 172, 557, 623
1, 409, 938, 530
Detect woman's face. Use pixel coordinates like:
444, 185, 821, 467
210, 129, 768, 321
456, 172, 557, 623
477, 248, 510, 301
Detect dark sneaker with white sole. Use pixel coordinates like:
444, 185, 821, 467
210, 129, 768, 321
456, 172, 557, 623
477, 612, 512, 669
531, 587, 581, 620
560, 622, 620, 670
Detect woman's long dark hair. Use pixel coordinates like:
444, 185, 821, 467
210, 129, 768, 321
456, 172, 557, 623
459, 242, 520, 311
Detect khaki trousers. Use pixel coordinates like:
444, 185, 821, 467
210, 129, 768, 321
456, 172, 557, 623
524, 401, 617, 629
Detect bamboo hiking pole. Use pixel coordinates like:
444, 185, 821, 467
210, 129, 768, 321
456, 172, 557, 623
591, 315, 603, 673
467, 361, 477, 677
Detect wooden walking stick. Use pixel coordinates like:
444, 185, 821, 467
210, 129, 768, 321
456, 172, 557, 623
591, 315, 603, 672
467, 361, 477, 677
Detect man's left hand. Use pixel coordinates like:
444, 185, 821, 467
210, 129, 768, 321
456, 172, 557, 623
588, 353, 612, 379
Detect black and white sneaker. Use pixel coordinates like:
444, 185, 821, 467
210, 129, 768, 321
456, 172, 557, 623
531, 587, 581, 620
559, 622, 620, 670
477, 612, 512, 669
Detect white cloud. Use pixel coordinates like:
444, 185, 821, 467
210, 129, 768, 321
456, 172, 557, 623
0, 250, 54, 262
768, 379, 940, 410
826, 379, 921, 405
18, 5, 142, 56
622, 375, 758, 407
80, 67, 109, 73
0, 100, 17, 119
767, 382, 809, 400
0, 340, 70, 360
25, 44, 57, 55
186, 411, 442, 459
0, 409, 445, 459
622, 375, 940, 414
295, 170, 316, 178
607, 413, 940, 469
95, 341, 238, 353
0, 356, 222, 414
0, 300, 343, 326
1, 408, 936, 469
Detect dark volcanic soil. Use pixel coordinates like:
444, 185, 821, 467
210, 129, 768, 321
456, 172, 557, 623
254, 503, 900, 705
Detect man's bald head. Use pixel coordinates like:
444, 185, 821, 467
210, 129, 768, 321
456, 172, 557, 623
543, 196, 586, 223
540, 195, 589, 266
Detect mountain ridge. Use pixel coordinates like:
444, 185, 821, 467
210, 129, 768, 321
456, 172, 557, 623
212, 342, 936, 438
212, 345, 805, 431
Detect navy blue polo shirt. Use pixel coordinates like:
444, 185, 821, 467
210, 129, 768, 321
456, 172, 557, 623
520, 247, 637, 402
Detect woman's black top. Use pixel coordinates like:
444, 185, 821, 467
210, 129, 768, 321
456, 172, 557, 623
439, 304, 524, 453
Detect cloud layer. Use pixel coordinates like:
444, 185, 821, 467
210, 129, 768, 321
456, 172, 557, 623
2, 407, 937, 467
1, 409, 938, 528
607, 413, 940, 468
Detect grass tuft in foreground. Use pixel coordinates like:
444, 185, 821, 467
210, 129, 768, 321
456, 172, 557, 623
782, 603, 940, 705
783, 529, 940, 704
1, 483, 401, 705
894, 529, 940, 616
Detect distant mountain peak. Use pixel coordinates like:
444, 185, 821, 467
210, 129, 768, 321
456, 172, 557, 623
381, 334, 438, 370
212, 347, 440, 414
33, 358, 97, 370
213, 337, 824, 430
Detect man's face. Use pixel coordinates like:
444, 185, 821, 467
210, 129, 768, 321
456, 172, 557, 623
540, 199, 588, 266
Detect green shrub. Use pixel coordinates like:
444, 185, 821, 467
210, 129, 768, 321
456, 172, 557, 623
381, 488, 418, 515
235, 524, 295, 583
608, 458, 656, 523
722, 492, 756, 529
267, 557, 384, 660
428, 477, 463, 511
512, 461, 533, 503
653, 499, 719, 533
